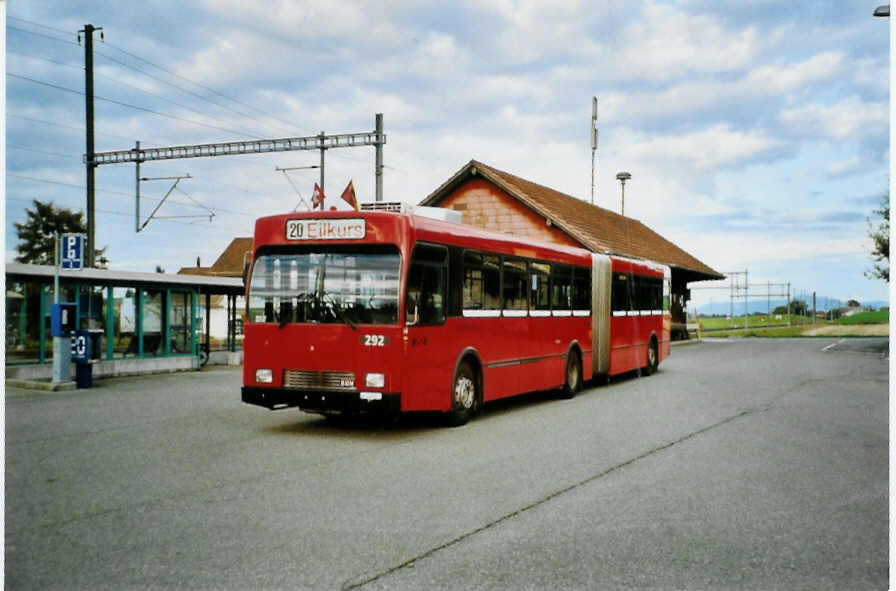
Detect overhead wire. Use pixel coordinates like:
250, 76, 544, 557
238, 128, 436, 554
7, 114, 144, 143
7, 143, 79, 159
7, 24, 79, 47
9, 49, 264, 139
8, 172, 262, 218
99, 39, 315, 137
6, 195, 248, 235
8, 15, 73, 36
8, 72, 264, 139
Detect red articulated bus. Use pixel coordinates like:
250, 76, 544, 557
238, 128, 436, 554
241, 208, 671, 425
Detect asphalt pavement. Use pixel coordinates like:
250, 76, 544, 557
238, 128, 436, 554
4, 338, 888, 590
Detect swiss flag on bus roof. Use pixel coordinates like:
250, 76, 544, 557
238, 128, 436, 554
311, 183, 325, 209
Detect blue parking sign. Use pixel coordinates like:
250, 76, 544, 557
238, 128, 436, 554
61, 234, 84, 270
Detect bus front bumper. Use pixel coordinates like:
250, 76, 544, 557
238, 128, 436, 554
242, 386, 401, 415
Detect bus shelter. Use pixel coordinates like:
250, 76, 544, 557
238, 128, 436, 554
5, 263, 244, 381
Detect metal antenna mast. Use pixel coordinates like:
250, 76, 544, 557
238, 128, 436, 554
590, 97, 598, 205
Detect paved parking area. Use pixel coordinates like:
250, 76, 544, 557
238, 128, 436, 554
5, 338, 888, 589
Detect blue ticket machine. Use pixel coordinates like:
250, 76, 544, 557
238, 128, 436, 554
50, 303, 77, 337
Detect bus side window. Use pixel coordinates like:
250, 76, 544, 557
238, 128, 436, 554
502, 258, 528, 312
406, 244, 447, 326
530, 262, 551, 312
612, 273, 631, 313
552, 265, 572, 313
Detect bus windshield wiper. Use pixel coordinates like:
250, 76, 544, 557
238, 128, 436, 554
322, 293, 357, 330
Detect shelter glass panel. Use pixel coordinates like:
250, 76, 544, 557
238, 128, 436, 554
170, 291, 191, 354
113, 287, 137, 357
5, 281, 42, 364
142, 290, 166, 356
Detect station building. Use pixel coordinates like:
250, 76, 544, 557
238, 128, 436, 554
419, 160, 724, 337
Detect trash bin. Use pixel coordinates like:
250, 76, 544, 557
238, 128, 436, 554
75, 361, 93, 388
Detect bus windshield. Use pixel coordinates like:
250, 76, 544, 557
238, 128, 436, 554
247, 246, 401, 326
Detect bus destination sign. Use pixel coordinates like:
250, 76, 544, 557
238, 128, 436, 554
286, 218, 366, 241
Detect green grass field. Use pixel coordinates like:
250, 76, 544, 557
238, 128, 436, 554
696, 309, 888, 338
837, 310, 889, 325
699, 314, 814, 331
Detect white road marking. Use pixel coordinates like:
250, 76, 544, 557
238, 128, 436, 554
821, 339, 845, 352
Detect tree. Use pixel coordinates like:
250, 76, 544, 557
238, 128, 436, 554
867, 194, 889, 282
774, 300, 807, 316
13, 200, 106, 266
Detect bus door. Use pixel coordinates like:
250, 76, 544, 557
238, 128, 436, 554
404, 244, 450, 411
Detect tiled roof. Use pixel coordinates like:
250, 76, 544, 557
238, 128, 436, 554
178, 237, 252, 277
421, 160, 723, 280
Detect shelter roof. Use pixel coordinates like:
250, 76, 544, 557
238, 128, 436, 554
6, 263, 244, 295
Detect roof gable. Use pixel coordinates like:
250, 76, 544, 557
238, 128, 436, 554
178, 237, 252, 277
421, 160, 722, 280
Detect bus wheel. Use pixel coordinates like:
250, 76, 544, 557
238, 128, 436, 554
447, 362, 477, 427
643, 338, 658, 376
560, 350, 582, 399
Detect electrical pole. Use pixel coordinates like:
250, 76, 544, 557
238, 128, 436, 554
375, 113, 384, 202
79, 23, 101, 267
318, 131, 326, 207
134, 141, 141, 233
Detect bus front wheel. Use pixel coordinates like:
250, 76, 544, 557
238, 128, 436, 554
447, 362, 478, 427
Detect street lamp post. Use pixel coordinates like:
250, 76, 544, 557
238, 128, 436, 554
616, 172, 631, 216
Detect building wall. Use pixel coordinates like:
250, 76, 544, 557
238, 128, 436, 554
439, 179, 583, 249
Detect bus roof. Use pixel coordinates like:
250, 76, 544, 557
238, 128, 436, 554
253, 209, 661, 268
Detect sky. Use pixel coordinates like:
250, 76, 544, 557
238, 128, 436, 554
4, 1, 891, 308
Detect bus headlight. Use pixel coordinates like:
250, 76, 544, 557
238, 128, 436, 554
365, 373, 385, 388
255, 369, 273, 383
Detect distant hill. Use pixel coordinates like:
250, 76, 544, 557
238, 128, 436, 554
697, 299, 889, 316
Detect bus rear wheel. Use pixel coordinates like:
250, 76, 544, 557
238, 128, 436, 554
559, 350, 582, 399
643, 338, 658, 376
447, 362, 478, 426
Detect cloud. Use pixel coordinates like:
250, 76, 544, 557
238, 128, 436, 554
824, 157, 862, 178
613, 3, 761, 83
779, 95, 887, 142
621, 124, 782, 170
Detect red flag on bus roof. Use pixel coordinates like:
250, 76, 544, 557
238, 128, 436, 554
311, 183, 325, 209
340, 180, 359, 211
